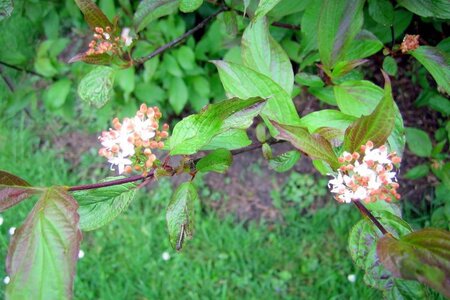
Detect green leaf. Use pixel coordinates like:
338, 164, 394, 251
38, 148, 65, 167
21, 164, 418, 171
0, 0, 13, 21
383, 56, 398, 76
134, 0, 179, 32
377, 228, 450, 297
348, 210, 412, 290
268, 150, 301, 172
74, 0, 113, 30
74, 177, 137, 231
308, 86, 337, 106
115, 67, 135, 96
410, 46, 450, 95
201, 129, 252, 151
6, 187, 81, 299
341, 30, 383, 62
386, 279, 429, 300
169, 77, 188, 115
415, 89, 450, 116
405, 127, 432, 157
368, 0, 394, 26
298, 109, 356, 133
196, 149, 232, 173
166, 182, 197, 250
213, 61, 299, 126
256, 123, 267, 143
331, 59, 368, 79
317, 0, 365, 68
397, 0, 450, 19
0, 171, 42, 212
271, 122, 340, 169
223, 11, 238, 36
43, 79, 72, 110
343, 72, 395, 153
175, 46, 196, 70
295, 72, 324, 88
179, 0, 202, 12
77, 66, 115, 108
387, 104, 406, 157
334, 80, 384, 117
242, 17, 294, 94
253, 0, 282, 22
169, 97, 265, 155
404, 164, 430, 180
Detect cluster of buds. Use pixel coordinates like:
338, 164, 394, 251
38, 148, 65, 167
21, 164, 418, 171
86, 26, 133, 56
328, 141, 402, 203
98, 104, 169, 175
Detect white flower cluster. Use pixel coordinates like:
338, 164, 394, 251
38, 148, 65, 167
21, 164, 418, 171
98, 104, 169, 174
328, 141, 401, 203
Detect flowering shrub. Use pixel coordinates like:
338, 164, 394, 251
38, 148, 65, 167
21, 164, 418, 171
0, 0, 449, 299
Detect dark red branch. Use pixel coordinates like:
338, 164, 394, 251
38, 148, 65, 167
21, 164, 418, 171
353, 200, 388, 235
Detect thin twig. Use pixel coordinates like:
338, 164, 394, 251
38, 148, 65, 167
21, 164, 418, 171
67, 139, 285, 191
0, 66, 15, 92
134, 6, 228, 65
271, 21, 300, 31
353, 200, 388, 235
0, 60, 44, 78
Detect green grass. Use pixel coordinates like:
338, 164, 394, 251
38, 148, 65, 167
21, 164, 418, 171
0, 115, 387, 299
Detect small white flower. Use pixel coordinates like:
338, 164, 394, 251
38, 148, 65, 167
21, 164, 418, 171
0, 215, 4, 226
162, 251, 170, 261
8, 227, 16, 236
108, 153, 132, 175
121, 27, 133, 46
3, 276, 10, 284
103, 32, 110, 40
347, 274, 356, 283
78, 249, 85, 259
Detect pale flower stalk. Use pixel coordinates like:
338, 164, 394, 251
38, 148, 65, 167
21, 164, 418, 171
328, 141, 401, 203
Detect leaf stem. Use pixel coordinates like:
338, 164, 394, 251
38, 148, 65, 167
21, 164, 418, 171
134, 6, 228, 65
353, 200, 388, 235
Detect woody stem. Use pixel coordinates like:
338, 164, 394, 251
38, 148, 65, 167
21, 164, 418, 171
353, 200, 389, 235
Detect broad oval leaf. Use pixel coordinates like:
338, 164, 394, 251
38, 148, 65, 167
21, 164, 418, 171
6, 187, 81, 300
318, 0, 365, 68
271, 121, 340, 169
166, 182, 198, 251
343, 72, 395, 153
134, 0, 179, 33
397, 0, 450, 19
169, 97, 265, 155
77, 66, 115, 108
169, 77, 188, 115
201, 129, 252, 151
405, 127, 432, 158
298, 109, 357, 133
377, 228, 450, 297
348, 210, 412, 290
196, 149, 232, 174
368, 0, 394, 26
213, 60, 299, 127
268, 150, 301, 173
410, 46, 450, 95
179, 0, 203, 13
73, 177, 137, 231
334, 80, 384, 117
0, 170, 42, 212
242, 17, 294, 94
74, 0, 113, 30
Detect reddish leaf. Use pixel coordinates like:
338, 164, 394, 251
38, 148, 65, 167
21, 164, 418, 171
0, 170, 41, 212
343, 71, 395, 153
271, 121, 340, 169
74, 0, 113, 30
68, 52, 113, 65
377, 228, 450, 298
6, 187, 82, 299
